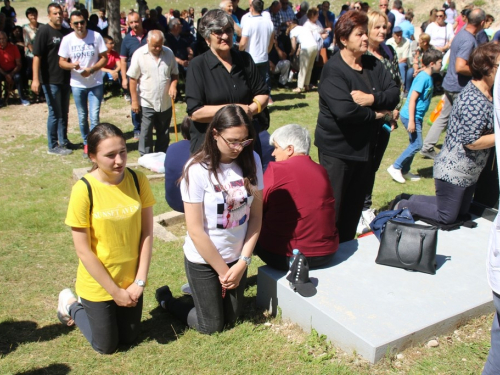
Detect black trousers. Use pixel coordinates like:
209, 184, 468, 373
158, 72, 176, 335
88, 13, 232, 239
318, 151, 371, 243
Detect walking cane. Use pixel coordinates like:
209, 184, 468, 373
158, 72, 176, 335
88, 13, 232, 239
171, 96, 178, 142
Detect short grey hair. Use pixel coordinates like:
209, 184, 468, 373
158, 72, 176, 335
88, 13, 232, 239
147, 29, 165, 42
199, 9, 234, 39
300, 1, 309, 12
168, 17, 181, 28
270, 124, 311, 155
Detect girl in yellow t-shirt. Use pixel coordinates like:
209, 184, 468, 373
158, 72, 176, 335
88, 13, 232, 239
58, 123, 155, 354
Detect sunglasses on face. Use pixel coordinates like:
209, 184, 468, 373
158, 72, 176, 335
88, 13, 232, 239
354, 6, 361, 9
72, 20, 85, 25
211, 28, 233, 38
436, 14, 444, 18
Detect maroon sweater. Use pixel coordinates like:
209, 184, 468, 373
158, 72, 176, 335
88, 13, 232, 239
259, 155, 339, 257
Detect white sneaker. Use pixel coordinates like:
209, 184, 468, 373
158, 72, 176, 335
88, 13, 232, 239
403, 172, 421, 181
362, 209, 376, 227
356, 216, 371, 235
387, 165, 406, 184
57, 288, 76, 326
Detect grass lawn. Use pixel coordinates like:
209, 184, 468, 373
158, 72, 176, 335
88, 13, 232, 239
0, 0, 495, 373
0, 84, 493, 374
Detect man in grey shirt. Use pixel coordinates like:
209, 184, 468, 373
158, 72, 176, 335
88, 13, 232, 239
420, 8, 485, 159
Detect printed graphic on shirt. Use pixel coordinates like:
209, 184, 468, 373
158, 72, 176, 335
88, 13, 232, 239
423, 85, 433, 101
70, 43, 96, 59
92, 203, 140, 220
214, 179, 251, 229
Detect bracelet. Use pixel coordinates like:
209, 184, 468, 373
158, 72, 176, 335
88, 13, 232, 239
252, 98, 261, 114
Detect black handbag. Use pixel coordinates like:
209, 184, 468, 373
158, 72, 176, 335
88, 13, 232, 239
375, 220, 438, 275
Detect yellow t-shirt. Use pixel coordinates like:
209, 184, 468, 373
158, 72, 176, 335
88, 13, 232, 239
65, 169, 156, 302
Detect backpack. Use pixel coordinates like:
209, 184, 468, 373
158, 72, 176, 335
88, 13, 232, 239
80, 167, 140, 215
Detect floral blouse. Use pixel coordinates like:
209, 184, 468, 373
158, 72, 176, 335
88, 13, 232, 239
366, 43, 403, 110
433, 81, 494, 187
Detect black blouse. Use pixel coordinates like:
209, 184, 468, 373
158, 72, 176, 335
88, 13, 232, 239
315, 52, 400, 162
185, 48, 268, 153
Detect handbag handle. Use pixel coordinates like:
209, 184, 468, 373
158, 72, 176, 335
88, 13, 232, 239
395, 229, 425, 267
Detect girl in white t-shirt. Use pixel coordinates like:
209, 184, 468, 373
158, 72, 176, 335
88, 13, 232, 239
156, 105, 263, 334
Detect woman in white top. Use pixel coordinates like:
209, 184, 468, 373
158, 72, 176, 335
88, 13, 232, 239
425, 9, 454, 52
303, 7, 330, 41
288, 19, 320, 93
156, 105, 263, 334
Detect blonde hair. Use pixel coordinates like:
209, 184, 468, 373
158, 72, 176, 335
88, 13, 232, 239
367, 9, 388, 34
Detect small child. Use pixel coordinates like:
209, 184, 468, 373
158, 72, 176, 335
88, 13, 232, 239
387, 49, 443, 183
101, 35, 121, 87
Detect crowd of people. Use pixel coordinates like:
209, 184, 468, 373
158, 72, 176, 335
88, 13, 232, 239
3, 0, 498, 370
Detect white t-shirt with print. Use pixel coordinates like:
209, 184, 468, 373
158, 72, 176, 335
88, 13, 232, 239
58, 30, 107, 88
180, 152, 264, 264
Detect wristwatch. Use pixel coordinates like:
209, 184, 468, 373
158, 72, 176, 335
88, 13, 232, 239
239, 255, 252, 266
134, 279, 146, 287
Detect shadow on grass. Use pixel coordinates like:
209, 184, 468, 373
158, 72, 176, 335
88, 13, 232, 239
0, 320, 68, 357
15, 364, 71, 375
417, 166, 434, 179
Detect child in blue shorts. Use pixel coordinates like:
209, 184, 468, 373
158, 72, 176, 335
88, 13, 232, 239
387, 49, 443, 183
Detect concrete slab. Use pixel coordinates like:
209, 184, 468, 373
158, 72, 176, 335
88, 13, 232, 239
72, 163, 164, 181
256, 216, 495, 363
153, 211, 185, 242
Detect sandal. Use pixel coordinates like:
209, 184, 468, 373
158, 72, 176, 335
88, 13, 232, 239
292, 87, 304, 93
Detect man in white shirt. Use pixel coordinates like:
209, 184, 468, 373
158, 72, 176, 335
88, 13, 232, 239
127, 30, 178, 155
97, 7, 108, 31
58, 10, 108, 158
390, 0, 405, 28
240, 0, 274, 102
386, 26, 413, 94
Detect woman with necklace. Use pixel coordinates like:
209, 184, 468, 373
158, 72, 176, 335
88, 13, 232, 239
185, 9, 269, 155
315, 10, 400, 242
356, 9, 403, 232
393, 43, 500, 225
156, 105, 263, 334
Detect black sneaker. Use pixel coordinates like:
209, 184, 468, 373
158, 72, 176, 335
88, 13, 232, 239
155, 285, 173, 310
47, 146, 73, 156
63, 141, 79, 150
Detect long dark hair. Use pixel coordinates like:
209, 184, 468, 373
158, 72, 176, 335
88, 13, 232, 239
87, 123, 126, 172
182, 105, 257, 194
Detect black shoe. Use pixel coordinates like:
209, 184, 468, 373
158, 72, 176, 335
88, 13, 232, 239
63, 141, 79, 150
155, 285, 173, 310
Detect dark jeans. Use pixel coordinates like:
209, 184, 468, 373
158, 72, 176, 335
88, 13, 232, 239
140, 106, 171, 155
319, 151, 371, 243
168, 258, 247, 334
399, 179, 476, 224
42, 83, 70, 149
0, 71, 27, 101
483, 292, 500, 375
69, 295, 143, 354
364, 129, 390, 210
255, 61, 271, 97
254, 241, 336, 271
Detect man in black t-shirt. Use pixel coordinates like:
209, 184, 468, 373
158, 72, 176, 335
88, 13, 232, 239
31, 2, 74, 156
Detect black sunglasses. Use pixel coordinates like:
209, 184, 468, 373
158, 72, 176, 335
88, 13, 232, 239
72, 20, 85, 25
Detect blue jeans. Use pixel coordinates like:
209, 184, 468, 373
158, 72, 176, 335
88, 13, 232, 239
483, 292, 500, 374
42, 83, 70, 149
255, 61, 271, 96
69, 296, 143, 354
394, 116, 423, 174
398, 62, 415, 92
167, 258, 247, 334
71, 85, 104, 145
